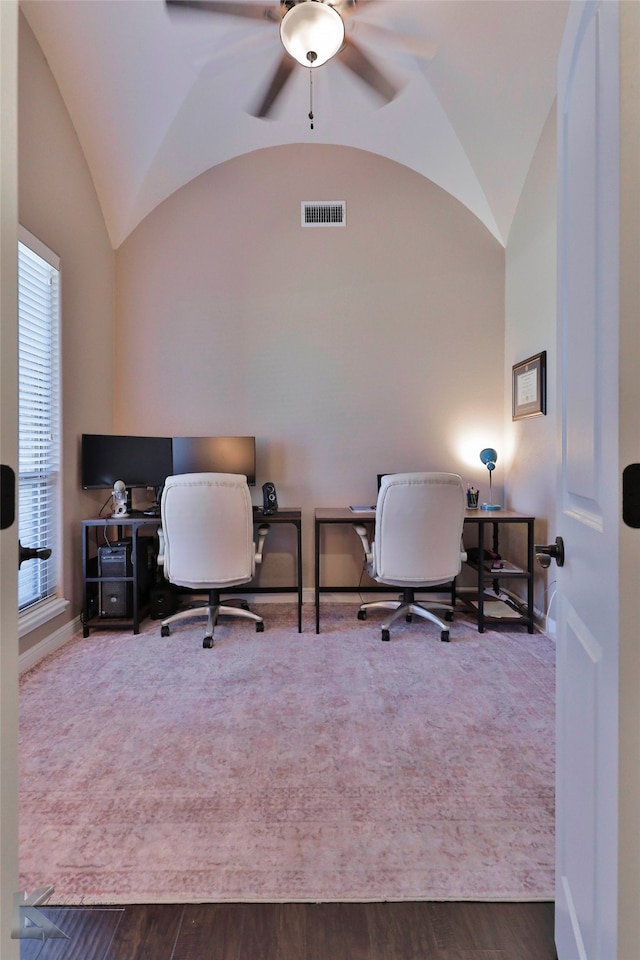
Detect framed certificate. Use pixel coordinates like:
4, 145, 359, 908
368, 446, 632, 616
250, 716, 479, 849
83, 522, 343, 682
512, 351, 547, 420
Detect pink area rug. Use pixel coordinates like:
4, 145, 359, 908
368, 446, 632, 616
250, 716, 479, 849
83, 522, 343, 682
19, 603, 555, 904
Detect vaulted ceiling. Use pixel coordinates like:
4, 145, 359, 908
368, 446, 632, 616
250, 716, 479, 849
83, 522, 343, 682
20, 0, 569, 249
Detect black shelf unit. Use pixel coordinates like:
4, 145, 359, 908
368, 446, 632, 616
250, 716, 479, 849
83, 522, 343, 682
81, 516, 160, 636
461, 510, 535, 633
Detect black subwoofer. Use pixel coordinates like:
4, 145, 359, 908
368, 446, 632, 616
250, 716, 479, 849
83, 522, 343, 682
149, 584, 178, 620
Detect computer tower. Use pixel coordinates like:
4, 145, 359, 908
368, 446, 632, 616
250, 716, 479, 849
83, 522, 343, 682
98, 542, 132, 617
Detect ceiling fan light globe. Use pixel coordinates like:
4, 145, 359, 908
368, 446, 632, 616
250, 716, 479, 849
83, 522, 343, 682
280, 1, 345, 68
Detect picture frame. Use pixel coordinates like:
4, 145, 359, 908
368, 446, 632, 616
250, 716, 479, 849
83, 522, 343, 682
512, 350, 547, 420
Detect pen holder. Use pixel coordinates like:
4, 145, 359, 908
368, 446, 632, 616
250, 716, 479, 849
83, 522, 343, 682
466, 489, 479, 509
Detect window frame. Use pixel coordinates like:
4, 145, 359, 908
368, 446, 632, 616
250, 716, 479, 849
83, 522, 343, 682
17, 226, 67, 634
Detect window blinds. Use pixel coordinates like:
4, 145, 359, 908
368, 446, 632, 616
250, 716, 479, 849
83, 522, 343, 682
17, 235, 61, 611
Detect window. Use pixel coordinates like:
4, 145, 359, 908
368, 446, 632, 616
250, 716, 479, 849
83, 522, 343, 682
17, 228, 62, 619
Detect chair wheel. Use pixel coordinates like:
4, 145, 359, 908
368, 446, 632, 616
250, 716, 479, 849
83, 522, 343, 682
381, 628, 390, 642
357, 610, 367, 621
203, 636, 214, 648
445, 610, 454, 622
440, 630, 450, 642
161, 625, 170, 637
256, 621, 264, 633
405, 614, 412, 622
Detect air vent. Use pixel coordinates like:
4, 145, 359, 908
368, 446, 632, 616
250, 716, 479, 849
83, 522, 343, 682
301, 201, 346, 227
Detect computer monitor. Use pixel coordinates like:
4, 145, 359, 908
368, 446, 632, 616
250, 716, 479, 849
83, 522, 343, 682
81, 434, 173, 490
171, 437, 256, 486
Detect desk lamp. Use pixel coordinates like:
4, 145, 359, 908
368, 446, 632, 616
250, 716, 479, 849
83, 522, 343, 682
479, 448, 501, 511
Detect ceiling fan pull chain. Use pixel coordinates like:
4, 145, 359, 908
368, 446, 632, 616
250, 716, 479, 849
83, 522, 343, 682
308, 69, 314, 130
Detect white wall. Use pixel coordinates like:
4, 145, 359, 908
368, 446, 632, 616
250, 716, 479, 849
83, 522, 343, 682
504, 104, 557, 621
115, 145, 506, 588
18, 13, 115, 650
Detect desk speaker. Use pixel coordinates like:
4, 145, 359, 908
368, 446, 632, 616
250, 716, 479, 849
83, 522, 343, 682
262, 482, 278, 515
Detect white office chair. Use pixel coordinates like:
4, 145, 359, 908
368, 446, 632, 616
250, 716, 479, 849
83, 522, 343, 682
158, 472, 270, 648
353, 472, 466, 642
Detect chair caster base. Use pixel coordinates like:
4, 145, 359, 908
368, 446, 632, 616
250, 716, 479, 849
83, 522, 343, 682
357, 610, 367, 621
203, 636, 214, 648
381, 628, 390, 642
441, 630, 450, 642
161, 625, 170, 637
444, 610, 454, 622
256, 622, 264, 633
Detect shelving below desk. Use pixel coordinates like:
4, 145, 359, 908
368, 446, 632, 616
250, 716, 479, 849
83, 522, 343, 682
81, 516, 161, 637
460, 510, 535, 633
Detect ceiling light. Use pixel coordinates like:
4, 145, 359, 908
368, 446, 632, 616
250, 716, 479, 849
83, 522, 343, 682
280, 1, 345, 68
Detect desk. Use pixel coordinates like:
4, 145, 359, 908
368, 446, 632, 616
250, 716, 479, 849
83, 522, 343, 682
245, 507, 303, 632
314, 507, 457, 634
314, 507, 535, 634
82, 507, 303, 636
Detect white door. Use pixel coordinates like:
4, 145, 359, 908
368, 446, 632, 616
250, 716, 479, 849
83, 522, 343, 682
555, 1, 640, 957
0, 2, 20, 959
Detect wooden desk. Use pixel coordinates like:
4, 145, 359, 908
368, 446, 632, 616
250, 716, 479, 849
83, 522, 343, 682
248, 507, 303, 632
314, 507, 535, 634
82, 507, 303, 636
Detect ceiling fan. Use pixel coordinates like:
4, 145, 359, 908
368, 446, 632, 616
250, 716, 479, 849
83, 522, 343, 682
165, 0, 436, 119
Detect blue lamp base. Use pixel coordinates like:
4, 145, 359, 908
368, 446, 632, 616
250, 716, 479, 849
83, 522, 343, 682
481, 503, 501, 511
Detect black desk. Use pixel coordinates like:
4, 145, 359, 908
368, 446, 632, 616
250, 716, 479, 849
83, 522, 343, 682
314, 507, 535, 634
247, 507, 303, 632
81, 507, 303, 636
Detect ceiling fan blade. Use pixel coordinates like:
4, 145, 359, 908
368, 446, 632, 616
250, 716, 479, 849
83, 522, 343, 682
351, 21, 438, 61
166, 0, 280, 23
252, 53, 296, 118
338, 38, 399, 104
331, 0, 359, 16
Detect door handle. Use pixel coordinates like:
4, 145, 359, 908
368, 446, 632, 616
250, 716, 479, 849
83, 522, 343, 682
1, 464, 15, 529
534, 536, 565, 569
18, 541, 52, 569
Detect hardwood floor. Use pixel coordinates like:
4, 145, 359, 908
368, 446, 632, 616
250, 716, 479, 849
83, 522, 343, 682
22, 901, 556, 959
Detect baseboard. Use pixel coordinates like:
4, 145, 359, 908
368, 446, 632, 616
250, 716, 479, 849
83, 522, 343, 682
17, 591, 554, 676
302, 589, 457, 605
19, 615, 81, 675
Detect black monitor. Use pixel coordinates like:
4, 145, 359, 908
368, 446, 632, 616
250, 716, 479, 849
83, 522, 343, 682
81, 434, 173, 490
171, 436, 256, 486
